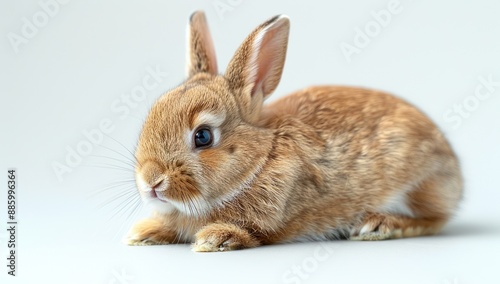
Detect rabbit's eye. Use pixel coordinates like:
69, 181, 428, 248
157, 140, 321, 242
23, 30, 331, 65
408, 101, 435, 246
194, 128, 213, 148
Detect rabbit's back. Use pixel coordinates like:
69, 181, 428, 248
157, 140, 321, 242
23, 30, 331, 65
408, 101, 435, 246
257, 86, 463, 241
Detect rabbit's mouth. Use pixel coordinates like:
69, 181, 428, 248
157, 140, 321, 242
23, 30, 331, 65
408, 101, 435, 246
143, 186, 174, 205
143, 197, 176, 214
153, 191, 172, 203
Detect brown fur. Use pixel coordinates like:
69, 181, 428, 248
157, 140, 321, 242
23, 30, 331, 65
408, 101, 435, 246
125, 12, 463, 251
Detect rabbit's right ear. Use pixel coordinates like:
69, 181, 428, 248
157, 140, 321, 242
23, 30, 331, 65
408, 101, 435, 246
224, 15, 290, 122
186, 11, 218, 77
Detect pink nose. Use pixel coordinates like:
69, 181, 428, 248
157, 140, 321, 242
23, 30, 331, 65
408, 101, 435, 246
139, 180, 164, 199
152, 180, 165, 191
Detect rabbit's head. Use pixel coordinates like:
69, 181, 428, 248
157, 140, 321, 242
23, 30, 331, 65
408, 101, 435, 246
135, 12, 290, 217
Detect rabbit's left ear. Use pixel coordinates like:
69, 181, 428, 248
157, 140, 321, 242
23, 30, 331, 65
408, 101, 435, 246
224, 15, 290, 120
186, 11, 218, 77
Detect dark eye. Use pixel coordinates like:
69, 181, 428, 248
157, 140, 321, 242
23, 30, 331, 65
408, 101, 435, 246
194, 128, 213, 148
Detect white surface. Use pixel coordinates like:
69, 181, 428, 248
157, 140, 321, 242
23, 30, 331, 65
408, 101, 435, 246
1, 0, 499, 283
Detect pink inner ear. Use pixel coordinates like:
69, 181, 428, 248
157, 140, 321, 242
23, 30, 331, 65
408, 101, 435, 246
250, 27, 284, 97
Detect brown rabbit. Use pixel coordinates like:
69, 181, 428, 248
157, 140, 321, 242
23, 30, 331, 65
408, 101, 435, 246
125, 11, 463, 251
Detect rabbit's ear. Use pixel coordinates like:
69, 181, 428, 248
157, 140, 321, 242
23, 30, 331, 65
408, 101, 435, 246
186, 11, 218, 77
225, 15, 289, 116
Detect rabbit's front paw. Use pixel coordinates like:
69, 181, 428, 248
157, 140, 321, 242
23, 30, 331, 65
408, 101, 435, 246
124, 218, 177, 246
192, 223, 259, 252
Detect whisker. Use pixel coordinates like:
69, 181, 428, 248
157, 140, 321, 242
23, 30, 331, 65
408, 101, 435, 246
96, 186, 138, 210
126, 197, 144, 225
95, 192, 139, 241
88, 179, 136, 197
106, 193, 142, 225
102, 134, 141, 168
113, 197, 144, 241
97, 143, 138, 168
88, 154, 137, 169
82, 163, 135, 173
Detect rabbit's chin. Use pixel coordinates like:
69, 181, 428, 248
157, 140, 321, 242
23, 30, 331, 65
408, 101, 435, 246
143, 195, 212, 217
144, 198, 176, 214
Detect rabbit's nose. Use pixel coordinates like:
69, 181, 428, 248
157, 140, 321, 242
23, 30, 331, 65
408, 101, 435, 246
151, 178, 168, 192
136, 160, 169, 196
136, 175, 170, 201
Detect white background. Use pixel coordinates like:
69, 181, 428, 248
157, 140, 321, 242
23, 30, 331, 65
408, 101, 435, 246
1, 0, 499, 283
